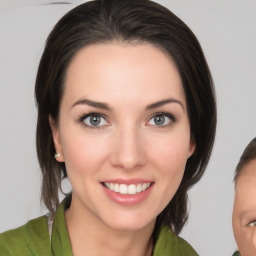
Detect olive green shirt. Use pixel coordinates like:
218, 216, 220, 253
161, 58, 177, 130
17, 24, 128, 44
0, 197, 198, 256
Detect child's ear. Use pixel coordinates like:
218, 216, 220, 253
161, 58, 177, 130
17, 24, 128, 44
49, 115, 64, 162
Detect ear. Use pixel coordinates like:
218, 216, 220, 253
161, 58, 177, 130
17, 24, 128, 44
188, 136, 196, 159
49, 115, 64, 162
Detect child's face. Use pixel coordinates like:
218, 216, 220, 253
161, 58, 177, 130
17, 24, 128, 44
232, 159, 256, 256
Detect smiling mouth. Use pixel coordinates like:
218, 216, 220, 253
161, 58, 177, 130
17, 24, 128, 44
103, 182, 153, 195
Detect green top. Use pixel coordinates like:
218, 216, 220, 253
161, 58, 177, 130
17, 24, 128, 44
0, 196, 198, 256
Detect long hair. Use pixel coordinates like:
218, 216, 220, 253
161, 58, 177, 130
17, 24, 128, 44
35, 0, 216, 235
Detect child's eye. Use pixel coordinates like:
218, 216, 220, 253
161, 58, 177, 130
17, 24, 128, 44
80, 113, 109, 128
248, 220, 256, 227
147, 113, 176, 127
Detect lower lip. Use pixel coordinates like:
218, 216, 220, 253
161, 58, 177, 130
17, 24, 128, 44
102, 184, 154, 206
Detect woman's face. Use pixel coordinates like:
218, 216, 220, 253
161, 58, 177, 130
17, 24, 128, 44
232, 160, 256, 256
50, 43, 195, 231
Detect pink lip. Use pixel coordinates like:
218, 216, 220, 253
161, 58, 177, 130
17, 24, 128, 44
101, 181, 154, 206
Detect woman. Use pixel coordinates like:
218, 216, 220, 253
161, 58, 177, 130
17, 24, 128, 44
0, 0, 216, 255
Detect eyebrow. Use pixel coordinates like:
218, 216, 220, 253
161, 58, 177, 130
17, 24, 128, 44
146, 98, 184, 110
71, 98, 184, 111
71, 99, 112, 111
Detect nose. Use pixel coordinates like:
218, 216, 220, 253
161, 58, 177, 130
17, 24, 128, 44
110, 126, 147, 170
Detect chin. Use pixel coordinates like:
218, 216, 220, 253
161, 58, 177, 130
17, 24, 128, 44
101, 212, 155, 232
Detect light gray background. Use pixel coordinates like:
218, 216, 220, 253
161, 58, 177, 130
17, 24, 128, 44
0, 1, 255, 255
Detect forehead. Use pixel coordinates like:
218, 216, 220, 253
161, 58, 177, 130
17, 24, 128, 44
234, 160, 256, 216
64, 42, 185, 106
236, 160, 256, 189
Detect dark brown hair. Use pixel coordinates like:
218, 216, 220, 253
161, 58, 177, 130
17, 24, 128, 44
234, 138, 256, 184
35, 0, 217, 235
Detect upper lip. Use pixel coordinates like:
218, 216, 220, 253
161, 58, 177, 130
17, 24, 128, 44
101, 179, 154, 185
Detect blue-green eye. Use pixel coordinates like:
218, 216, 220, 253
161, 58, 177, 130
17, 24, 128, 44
148, 113, 175, 126
80, 113, 109, 128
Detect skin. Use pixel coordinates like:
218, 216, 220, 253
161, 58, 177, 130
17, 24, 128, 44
233, 159, 256, 256
50, 43, 195, 256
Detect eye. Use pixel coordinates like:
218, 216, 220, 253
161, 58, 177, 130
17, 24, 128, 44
80, 113, 109, 128
248, 220, 256, 227
147, 113, 175, 127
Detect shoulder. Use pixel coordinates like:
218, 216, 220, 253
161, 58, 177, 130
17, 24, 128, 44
153, 226, 198, 256
176, 236, 198, 256
0, 216, 51, 256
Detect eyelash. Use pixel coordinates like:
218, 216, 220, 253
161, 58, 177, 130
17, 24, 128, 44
78, 111, 176, 129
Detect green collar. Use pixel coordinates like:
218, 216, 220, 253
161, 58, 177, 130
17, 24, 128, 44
51, 194, 73, 256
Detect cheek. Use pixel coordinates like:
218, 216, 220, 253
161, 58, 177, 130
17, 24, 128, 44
234, 225, 256, 255
61, 130, 110, 178
147, 131, 190, 173
252, 228, 256, 247
233, 222, 242, 246
146, 132, 191, 199
232, 210, 246, 249
148, 141, 188, 211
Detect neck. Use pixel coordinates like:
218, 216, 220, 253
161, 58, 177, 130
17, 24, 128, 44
65, 198, 155, 256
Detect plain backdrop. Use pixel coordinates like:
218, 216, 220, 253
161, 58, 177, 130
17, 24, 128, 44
0, 1, 255, 255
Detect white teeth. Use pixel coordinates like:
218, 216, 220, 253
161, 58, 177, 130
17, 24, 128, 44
104, 182, 151, 195
142, 183, 147, 191
136, 183, 142, 193
119, 184, 128, 194
114, 183, 119, 193
128, 184, 136, 195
